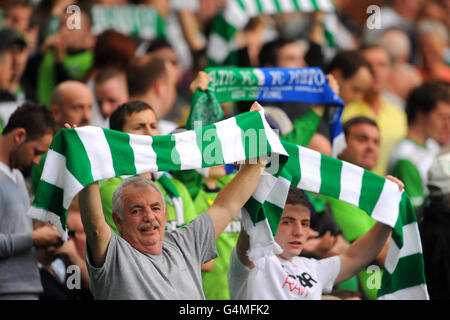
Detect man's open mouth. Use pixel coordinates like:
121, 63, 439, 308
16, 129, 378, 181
289, 241, 303, 247
138, 223, 159, 232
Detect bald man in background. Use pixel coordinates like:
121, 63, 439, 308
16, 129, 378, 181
31, 80, 93, 193
50, 80, 93, 131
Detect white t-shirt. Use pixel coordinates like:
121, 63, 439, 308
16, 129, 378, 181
228, 247, 341, 300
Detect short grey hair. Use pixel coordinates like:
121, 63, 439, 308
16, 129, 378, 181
112, 176, 166, 220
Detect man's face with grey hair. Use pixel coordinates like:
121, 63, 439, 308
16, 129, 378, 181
112, 182, 167, 255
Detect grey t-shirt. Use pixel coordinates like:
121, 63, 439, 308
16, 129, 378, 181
86, 212, 217, 300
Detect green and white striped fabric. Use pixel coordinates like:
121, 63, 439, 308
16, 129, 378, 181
28, 110, 287, 241
89, 5, 166, 40
278, 140, 428, 299
28, 106, 428, 299
237, 137, 428, 299
153, 171, 185, 227
207, 0, 336, 66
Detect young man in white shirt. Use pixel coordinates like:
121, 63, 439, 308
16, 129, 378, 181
229, 180, 402, 300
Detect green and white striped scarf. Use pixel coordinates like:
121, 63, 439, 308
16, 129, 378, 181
153, 172, 186, 227
28, 110, 286, 240
277, 141, 429, 299
235, 135, 428, 299
89, 4, 166, 40
207, 0, 337, 66
28, 108, 428, 299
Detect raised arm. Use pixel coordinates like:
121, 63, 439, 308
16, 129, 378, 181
335, 221, 392, 284
77, 182, 111, 268
207, 102, 268, 238
335, 175, 403, 284
189, 71, 210, 93
208, 160, 266, 239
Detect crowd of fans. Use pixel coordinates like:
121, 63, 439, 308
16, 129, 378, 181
0, 0, 449, 301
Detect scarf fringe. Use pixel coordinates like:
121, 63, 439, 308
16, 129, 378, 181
240, 208, 283, 270
27, 207, 68, 242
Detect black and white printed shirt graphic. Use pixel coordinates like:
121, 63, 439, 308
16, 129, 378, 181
228, 248, 341, 300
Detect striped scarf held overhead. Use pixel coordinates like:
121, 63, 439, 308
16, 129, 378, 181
236, 134, 428, 299
207, 0, 337, 66
28, 109, 286, 240
153, 172, 186, 228
277, 141, 429, 299
28, 108, 428, 299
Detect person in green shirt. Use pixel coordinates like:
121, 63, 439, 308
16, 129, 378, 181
177, 166, 238, 300
100, 100, 197, 234
389, 140, 440, 212
335, 116, 389, 299
36, 8, 95, 107
388, 81, 449, 213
